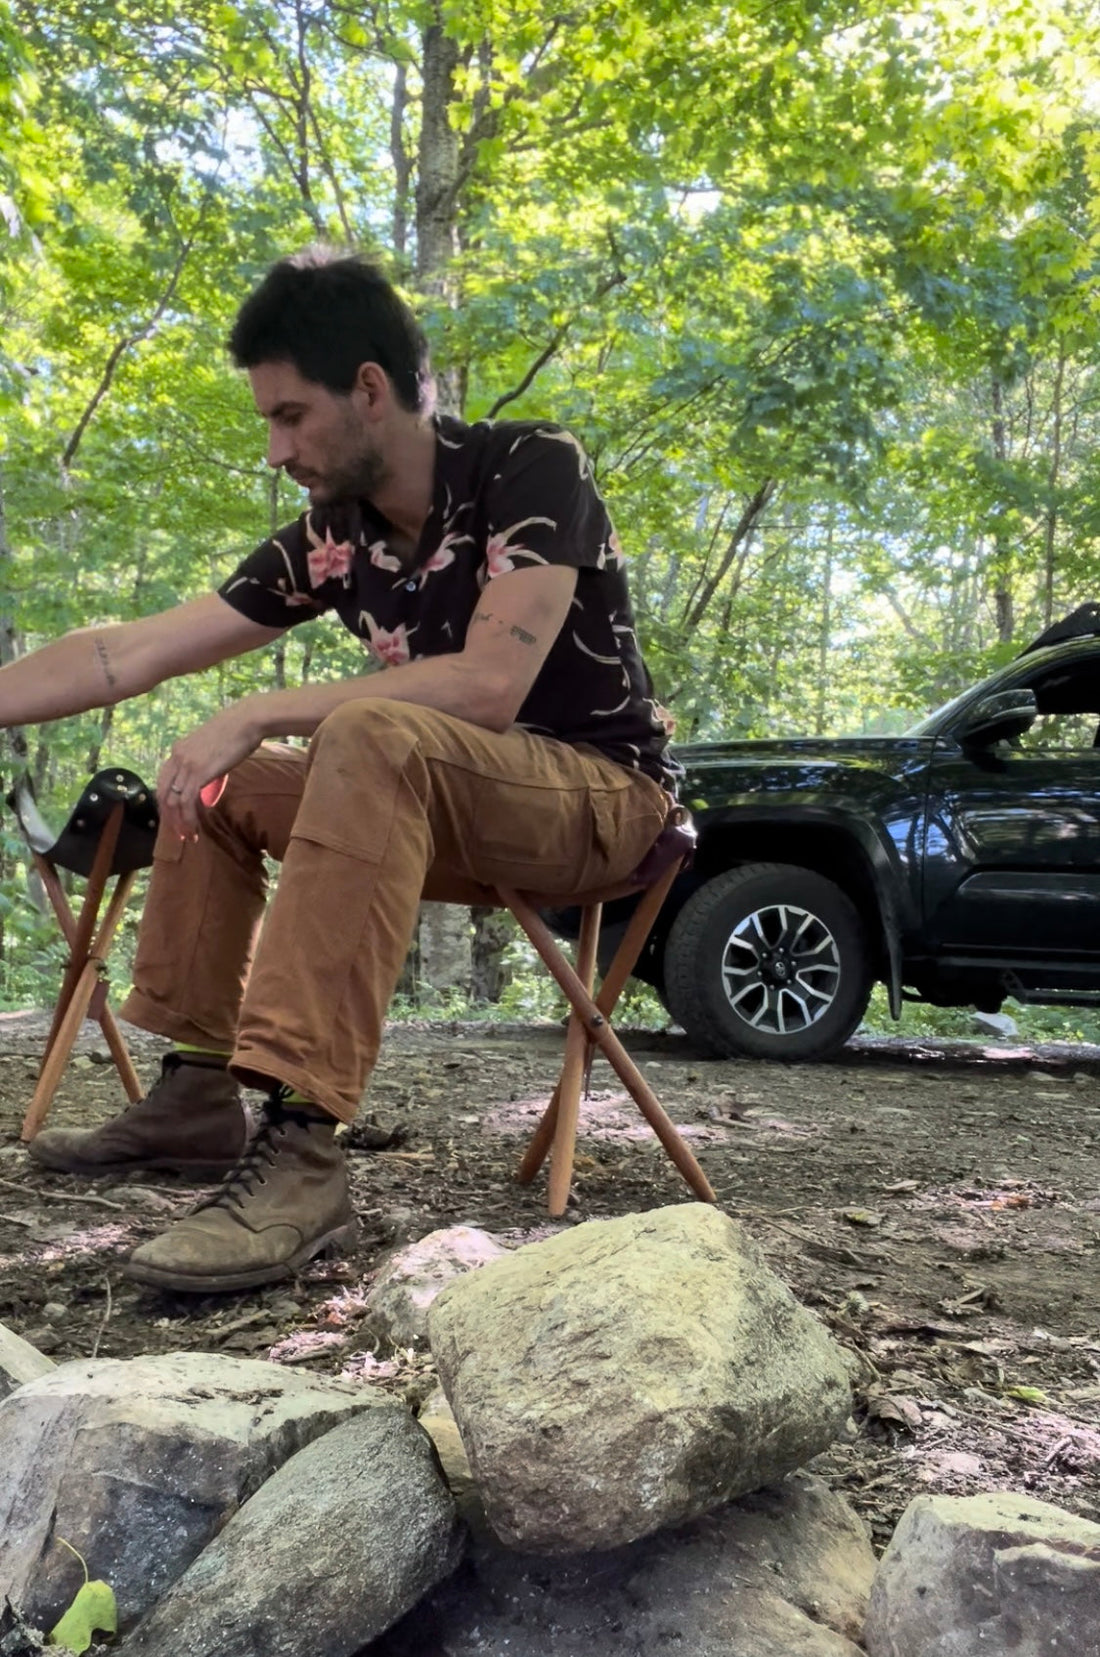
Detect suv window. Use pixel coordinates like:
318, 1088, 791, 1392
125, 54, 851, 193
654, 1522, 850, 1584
1011, 663, 1100, 753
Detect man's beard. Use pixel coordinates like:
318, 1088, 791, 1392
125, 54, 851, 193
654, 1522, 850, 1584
308, 445, 388, 503
306, 405, 389, 502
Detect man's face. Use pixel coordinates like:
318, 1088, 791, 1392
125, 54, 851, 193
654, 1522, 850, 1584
249, 360, 387, 504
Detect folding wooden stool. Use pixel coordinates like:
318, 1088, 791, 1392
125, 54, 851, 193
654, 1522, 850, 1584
495, 806, 717, 1216
8, 768, 159, 1141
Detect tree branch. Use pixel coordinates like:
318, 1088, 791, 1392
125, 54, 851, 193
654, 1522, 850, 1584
484, 258, 627, 419
61, 231, 195, 473
682, 479, 778, 632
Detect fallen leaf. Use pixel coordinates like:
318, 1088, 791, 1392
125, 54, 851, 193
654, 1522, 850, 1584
867, 1392, 923, 1431
1005, 1386, 1047, 1405
49, 1581, 117, 1653
839, 1208, 883, 1228
882, 1179, 920, 1195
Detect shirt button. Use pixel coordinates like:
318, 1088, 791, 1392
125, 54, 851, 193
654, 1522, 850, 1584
405, 580, 417, 592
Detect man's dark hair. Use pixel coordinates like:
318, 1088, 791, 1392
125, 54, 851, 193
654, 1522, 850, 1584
228, 248, 432, 413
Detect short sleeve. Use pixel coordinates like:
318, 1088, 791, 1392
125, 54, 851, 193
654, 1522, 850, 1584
482, 427, 610, 581
218, 509, 359, 628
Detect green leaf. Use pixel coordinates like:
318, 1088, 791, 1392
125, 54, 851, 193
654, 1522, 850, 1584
48, 1580, 118, 1652
1005, 1386, 1047, 1405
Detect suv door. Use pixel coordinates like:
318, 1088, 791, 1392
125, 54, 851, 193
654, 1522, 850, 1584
922, 652, 1100, 959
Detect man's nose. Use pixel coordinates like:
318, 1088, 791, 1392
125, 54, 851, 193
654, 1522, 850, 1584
267, 428, 294, 470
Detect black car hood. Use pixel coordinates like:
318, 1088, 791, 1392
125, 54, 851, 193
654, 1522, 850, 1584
673, 736, 932, 771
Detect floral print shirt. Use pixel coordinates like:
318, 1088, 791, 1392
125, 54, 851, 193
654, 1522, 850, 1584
219, 414, 676, 789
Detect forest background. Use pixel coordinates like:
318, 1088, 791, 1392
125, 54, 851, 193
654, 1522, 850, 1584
1, 0, 1099, 1022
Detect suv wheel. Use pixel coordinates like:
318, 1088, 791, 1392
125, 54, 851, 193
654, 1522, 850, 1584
662, 863, 873, 1060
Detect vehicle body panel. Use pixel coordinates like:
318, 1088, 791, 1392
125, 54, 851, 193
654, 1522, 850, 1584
653, 632, 1100, 1032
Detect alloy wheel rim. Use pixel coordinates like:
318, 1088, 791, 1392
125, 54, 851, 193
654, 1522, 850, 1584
720, 902, 842, 1035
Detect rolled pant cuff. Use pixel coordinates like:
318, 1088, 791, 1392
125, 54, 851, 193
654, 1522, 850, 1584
229, 1048, 355, 1125
119, 991, 237, 1053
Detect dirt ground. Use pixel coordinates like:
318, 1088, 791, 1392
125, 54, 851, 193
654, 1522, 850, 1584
1, 1010, 1098, 1558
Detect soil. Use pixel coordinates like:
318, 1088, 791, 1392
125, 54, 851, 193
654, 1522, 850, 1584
1, 1011, 1098, 1562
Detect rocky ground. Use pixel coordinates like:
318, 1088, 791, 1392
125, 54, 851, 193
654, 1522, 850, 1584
1, 1010, 1098, 1555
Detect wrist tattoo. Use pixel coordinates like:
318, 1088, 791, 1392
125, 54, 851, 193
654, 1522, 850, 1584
93, 635, 117, 690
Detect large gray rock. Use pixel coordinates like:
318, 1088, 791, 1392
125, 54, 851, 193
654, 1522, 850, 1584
0, 1323, 54, 1400
864, 1491, 1100, 1657
417, 1387, 489, 1536
428, 1203, 852, 1552
0, 1351, 374, 1631
116, 1407, 464, 1657
373, 1471, 874, 1657
364, 1226, 509, 1347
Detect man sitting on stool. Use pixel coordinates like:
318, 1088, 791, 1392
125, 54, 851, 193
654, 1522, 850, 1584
8, 249, 676, 1292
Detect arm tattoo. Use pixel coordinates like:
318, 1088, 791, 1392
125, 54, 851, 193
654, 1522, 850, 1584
93, 635, 117, 691
471, 608, 537, 647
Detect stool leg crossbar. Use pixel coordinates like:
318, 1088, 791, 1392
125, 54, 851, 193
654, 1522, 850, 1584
21, 803, 144, 1142
501, 862, 716, 1216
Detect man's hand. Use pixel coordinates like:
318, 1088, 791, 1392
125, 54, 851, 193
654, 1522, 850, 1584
157, 701, 263, 839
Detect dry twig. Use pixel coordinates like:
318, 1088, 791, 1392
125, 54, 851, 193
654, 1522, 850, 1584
0, 1175, 126, 1212
90, 1274, 113, 1359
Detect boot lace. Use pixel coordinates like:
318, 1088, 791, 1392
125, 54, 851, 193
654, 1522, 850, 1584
193, 1091, 318, 1216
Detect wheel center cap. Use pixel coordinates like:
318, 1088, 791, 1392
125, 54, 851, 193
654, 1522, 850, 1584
773, 958, 789, 981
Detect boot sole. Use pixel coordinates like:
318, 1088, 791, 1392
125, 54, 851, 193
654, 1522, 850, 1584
122, 1219, 358, 1294
24, 1150, 245, 1180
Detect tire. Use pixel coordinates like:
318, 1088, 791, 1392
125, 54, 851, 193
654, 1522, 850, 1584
663, 863, 873, 1061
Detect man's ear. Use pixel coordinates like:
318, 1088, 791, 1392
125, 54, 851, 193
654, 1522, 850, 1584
353, 361, 391, 412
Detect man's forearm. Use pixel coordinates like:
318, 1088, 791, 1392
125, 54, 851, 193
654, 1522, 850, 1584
0, 626, 138, 726
241, 653, 513, 741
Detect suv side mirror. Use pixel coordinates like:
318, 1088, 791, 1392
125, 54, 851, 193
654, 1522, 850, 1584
958, 688, 1038, 747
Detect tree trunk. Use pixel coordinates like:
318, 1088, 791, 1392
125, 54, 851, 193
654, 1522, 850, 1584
815, 507, 834, 737
990, 376, 1014, 645
415, 16, 463, 415
390, 63, 411, 260
1043, 348, 1067, 630
408, 10, 474, 997
470, 906, 514, 1002
0, 471, 28, 994
418, 902, 470, 1001
0, 470, 29, 768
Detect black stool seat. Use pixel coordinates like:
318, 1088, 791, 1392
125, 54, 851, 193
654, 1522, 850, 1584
7, 765, 159, 1140
9, 767, 158, 879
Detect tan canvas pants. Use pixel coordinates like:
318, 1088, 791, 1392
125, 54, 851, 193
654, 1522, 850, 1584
121, 699, 669, 1122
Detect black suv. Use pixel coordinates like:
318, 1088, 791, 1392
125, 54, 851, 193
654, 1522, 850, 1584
620, 606, 1100, 1062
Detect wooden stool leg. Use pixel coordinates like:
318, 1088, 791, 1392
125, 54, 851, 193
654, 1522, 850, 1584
504, 890, 716, 1205
587, 1019, 716, 1203
33, 808, 123, 1082
516, 1087, 561, 1185
22, 959, 104, 1139
517, 904, 602, 1191
546, 904, 601, 1215
97, 1006, 143, 1103
515, 861, 684, 1189
87, 975, 143, 1104
21, 861, 139, 1141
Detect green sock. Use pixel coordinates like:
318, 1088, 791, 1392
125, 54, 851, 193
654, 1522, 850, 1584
174, 1042, 232, 1060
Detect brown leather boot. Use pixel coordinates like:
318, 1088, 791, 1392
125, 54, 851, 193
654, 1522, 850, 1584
25, 1052, 248, 1179
124, 1097, 356, 1292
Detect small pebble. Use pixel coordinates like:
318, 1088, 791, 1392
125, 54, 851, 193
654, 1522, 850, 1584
42, 1302, 69, 1324
267, 1297, 302, 1317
